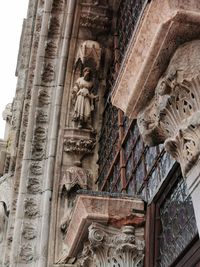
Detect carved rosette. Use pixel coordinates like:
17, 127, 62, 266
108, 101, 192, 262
137, 40, 200, 176
77, 223, 144, 267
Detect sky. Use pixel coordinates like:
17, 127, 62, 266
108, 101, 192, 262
0, 1, 28, 139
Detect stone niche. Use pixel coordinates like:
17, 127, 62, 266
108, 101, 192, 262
57, 193, 145, 267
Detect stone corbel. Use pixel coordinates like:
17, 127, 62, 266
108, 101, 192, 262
57, 193, 145, 266
63, 128, 96, 167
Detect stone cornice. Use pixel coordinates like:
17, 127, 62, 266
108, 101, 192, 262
111, 0, 200, 118
59, 193, 144, 262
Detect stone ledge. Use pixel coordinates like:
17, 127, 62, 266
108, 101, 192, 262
111, 0, 200, 118
63, 193, 144, 259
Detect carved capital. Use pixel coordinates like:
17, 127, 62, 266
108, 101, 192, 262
137, 40, 200, 175
78, 223, 144, 267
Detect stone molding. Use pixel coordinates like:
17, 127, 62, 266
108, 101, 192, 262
57, 193, 144, 264
111, 0, 200, 118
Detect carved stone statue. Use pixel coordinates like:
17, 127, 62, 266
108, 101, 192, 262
72, 67, 98, 130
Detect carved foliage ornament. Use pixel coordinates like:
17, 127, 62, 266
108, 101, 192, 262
137, 40, 200, 175
64, 137, 96, 154
77, 223, 144, 267
80, 1, 112, 34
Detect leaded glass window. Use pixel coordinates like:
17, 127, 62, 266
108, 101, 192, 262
155, 170, 198, 267
117, 0, 148, 65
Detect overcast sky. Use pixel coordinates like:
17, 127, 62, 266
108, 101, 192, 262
0, 1, 28, 139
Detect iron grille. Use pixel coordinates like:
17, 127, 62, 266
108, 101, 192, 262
117, 0, 147, 65
158, 175, 198, 266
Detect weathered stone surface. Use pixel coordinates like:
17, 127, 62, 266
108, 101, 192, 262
137, 40, 200, 175
60, 194, 144, 260
111, 0, 200, 118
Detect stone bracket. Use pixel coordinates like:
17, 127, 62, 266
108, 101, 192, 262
57, 192, 145, 264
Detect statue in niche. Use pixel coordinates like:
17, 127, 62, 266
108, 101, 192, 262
72, 67, 99, 130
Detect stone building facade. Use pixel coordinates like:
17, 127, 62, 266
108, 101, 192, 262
0, 0, 200, 266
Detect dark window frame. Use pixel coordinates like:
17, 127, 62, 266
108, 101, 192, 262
145, 164, 200, 267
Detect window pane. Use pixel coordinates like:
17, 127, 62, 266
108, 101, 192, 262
158, 176, 198, 267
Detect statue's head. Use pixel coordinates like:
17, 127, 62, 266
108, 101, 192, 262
83, 67, 92, 81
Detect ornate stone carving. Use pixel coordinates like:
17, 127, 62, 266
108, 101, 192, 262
42, 63, 55, 83
19, 243, 34, 263
64, 128, 96, 166
52, 0, 64, 12
61, 166, 91, 192
64, 137, 96, 154
72, 67, 99, 130
80, 1, 112, 34
2, 103, 12, 123
58, 194, 144, 264
137, 40, 200, 175
22, 223, 37, 240
60, 167, 92, 234
76, 41, 101, 70
34, 126, 47, 141
36, 109, 48, 123
30, 161, 43, 175
27, 177, 41, 194
0, 173, 12, 212
32, 144, 45, 160
48, 16, 60, 36
77, 223, 144, 267
24, 198, 39, 218
38, 88, 50, 106
45, 40, 57, 59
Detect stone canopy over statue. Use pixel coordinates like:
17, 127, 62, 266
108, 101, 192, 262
72, 67, 98, 130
